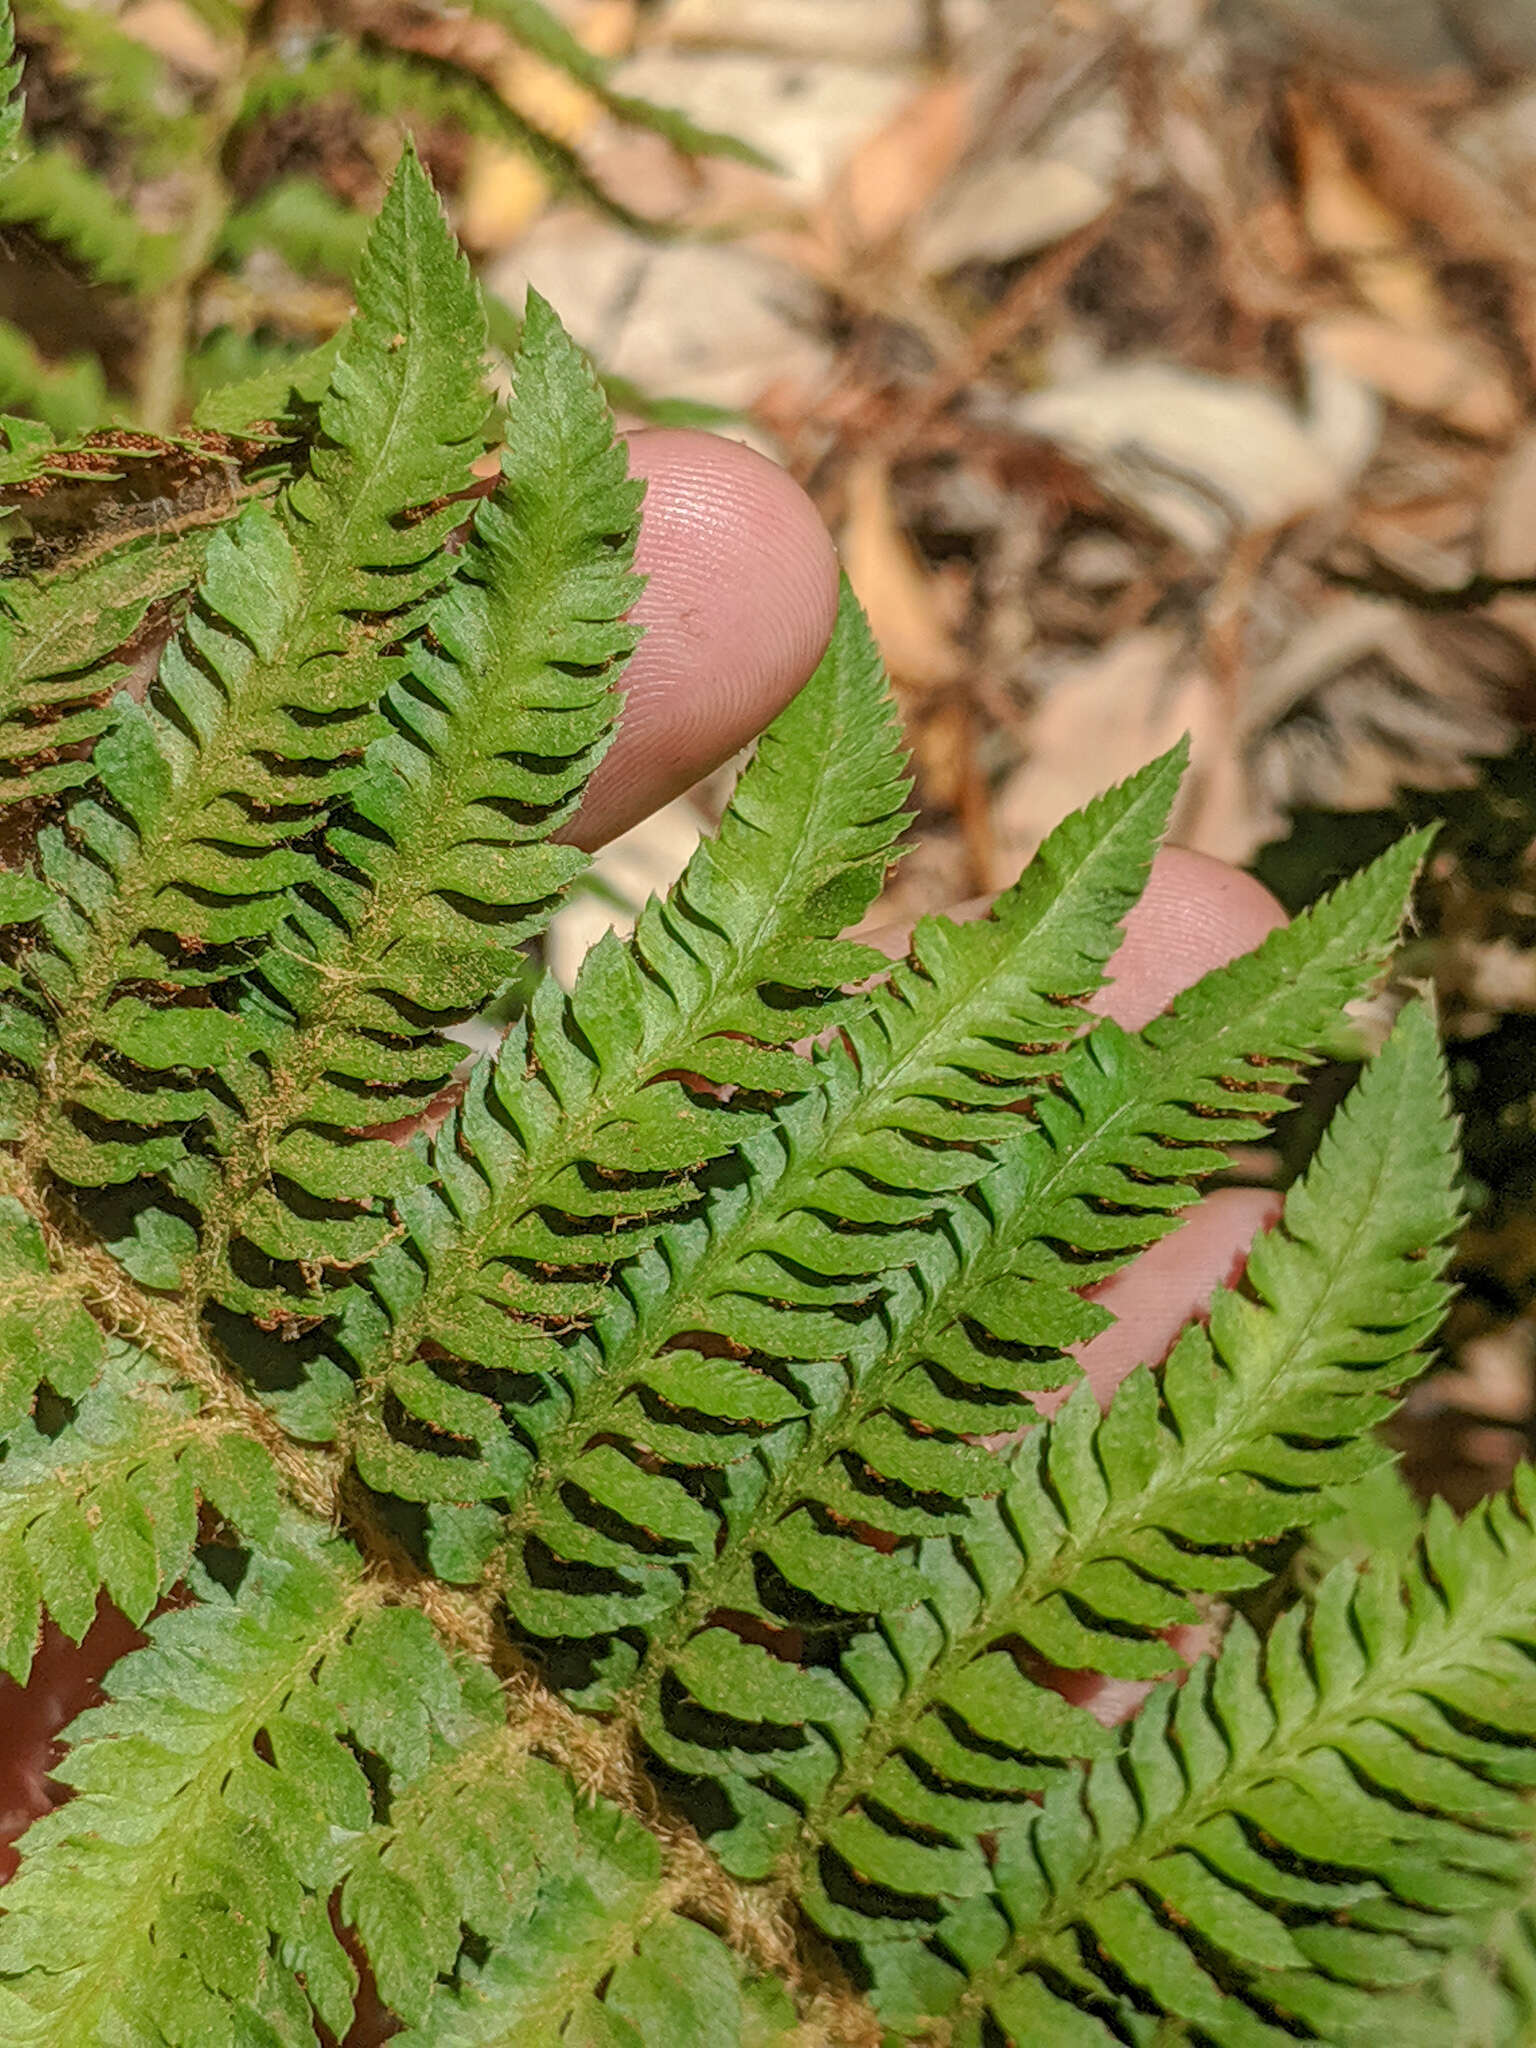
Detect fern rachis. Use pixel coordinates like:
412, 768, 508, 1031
0, 129, 1534, 2048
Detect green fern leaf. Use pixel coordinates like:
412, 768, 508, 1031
188, 329, 343, 439
733, 998, 1459, 1972
0, 1190, 102, 1443
0, 1527, 465, 2043
483, 751, 1183, 1659
347, 580, 911, 1502
914, 1466, 1536, 2045
346, 1738, 782, 2043
180, 288, 639, 1321
6, 145, 490, 1186
0, 1345, 280, 1679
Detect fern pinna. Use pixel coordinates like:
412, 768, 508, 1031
1, 135, 1534, 2048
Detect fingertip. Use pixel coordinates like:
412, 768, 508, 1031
1071, 1188, 1285, 1407
1093, 848, 1288, 1031
565, 428, 840, 851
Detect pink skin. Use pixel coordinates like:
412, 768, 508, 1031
0, 429, 1297, 2031
563, 430, 841, 851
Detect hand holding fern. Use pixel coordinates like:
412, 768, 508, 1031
0, 155, 1487, 2040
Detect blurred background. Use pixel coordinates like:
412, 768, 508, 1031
7, 0, 1536, 1509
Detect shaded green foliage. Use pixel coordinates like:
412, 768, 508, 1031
1, 0, 760, 432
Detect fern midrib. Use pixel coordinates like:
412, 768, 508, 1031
949, 1570, 1535, 2031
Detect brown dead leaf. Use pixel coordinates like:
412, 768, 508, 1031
994, 630, 1273, 877
1323, 77, 1536, 378
1485, 429, 1536, 582
841, 454, 965, 691
1242, 594, 1516, 814
1306, 312, 1520, 440
814, 73, 973, 264
1288, 89, 1445, 330
916, 152, 1114, 274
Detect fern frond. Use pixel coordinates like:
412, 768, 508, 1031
237, 38, 665, 238
0, 1527, 462, 2043
5, 146, 490, 1187
0, 144, 178, 294
912, 1465, 1536, 2046
347, 581, 911, 1502
1416, 1854, 1536, 2048
483, 753, 1183, 1658
395, 1898, 796, 2046
0, 1346, 280, 1680
615, 887, 1449, 1884
182, 289, 639, 1318
0, 1188, 101, 1444
344, 1735, 783, 2042
463, 0, 774, 167
707, 1001, 1460, 1914
16, 0, 197, 171
189, 328, 342, 437
0, 1190, 284, 1679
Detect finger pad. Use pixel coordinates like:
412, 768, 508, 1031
568, 429, 839, 849
1095, 848, 1287, 1030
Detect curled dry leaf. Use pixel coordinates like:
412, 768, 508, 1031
1007, 357, 1381, 556
840, 452, 965, 691
1306, 312, 1520, 441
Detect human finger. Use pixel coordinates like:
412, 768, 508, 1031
1090, 845, 1288, 1030
562, 428, 841, 851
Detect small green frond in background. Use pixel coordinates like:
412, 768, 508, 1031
0, 0, 765, 433
0, 120, 1533, 2048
